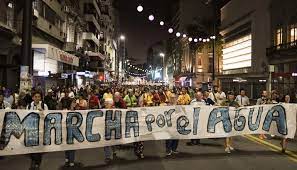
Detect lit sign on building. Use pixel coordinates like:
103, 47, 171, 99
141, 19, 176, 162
222, 34, 252, 70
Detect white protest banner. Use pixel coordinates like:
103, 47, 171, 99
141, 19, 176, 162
0, 104, 296, 156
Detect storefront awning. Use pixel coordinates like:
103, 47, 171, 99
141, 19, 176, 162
32, 44, 79, 66
85, 51, 106, 60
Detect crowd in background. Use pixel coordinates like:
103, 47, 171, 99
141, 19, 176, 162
0, 84, 296, 169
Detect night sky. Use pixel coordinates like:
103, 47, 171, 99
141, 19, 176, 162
118, 0, 172, 64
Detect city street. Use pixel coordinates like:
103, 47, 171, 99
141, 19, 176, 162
1, 136, 297, 170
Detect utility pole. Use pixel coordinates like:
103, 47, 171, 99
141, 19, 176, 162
212, 0, 216, 86
19, 0, 33, 92
21, 0, 33, 74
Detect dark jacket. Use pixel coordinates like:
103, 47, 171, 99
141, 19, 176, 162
44, 95, 57, 110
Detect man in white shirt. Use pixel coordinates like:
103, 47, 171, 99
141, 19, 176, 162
190, 91, 206, 106
187, 91, 205, 146
235, 89, 250, 106
214, 87, 226, 105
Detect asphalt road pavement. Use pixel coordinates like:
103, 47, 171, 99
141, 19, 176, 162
1, 136, 297, 170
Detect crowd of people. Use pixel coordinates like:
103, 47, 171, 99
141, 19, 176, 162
0, 84, 296, 169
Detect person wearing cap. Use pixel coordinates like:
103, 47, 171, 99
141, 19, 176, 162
221, 91, 240, 154
44, 89, 57, 110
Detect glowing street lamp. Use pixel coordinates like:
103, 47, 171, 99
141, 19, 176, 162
148, 15, 154, 21
120, 35, 125, 40
194, 38, 198, 42
188, 37, 193, 42
160, 21, 164, 26
176, 32, 181, 37
168, 28, 174, 34
183, 34, 187, 38
160, 53, 165, 57
137, 5, 143, 12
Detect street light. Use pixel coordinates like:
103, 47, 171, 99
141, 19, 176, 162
120, 35, 125, 41
176, 32, 181, 37
160, 21, 164, 26
137, 5, 143, 12
188, 37, 193, 42
168, 28, 173, 34
159, 53, 165, 81
148, 15, 154, 21
183, 34, 187, 38
194, 38, 198, 42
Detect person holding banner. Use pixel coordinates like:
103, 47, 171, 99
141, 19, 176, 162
26, 91, 48, 170
256, 90, 272, 140
187, 91, 206, 146
62, 96, 83, 168
221, 91, 240, 154
281, 94, 291, 153
103, 98, 117, 163
165, 90, 179, 156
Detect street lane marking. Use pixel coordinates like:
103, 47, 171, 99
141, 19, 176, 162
244, 135, 297, 163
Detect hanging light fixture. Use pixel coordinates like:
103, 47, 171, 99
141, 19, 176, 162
137, 5, 143, 12
148, 15, 154, 21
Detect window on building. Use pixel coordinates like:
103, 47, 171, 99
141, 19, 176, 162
6, 1, 14, 28
222, 34, 252, 71
276, 28, 283, 46
290, 24, 297, 42
66, 25, 75, 42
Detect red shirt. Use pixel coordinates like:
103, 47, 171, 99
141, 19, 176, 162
89, 95, 100, 108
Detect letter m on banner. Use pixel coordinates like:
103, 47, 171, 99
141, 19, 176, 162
0, 112, 40, 149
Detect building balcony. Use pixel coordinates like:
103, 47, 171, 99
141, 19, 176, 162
266, 40, 297, 64
33, 16, 65, 42
82, 32, 100, 47
85, 14, 101, 32
64, 42, 76, 52
84, 0, 101, 16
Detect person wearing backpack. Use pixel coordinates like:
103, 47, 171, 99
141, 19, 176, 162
27, 91, 48, 170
